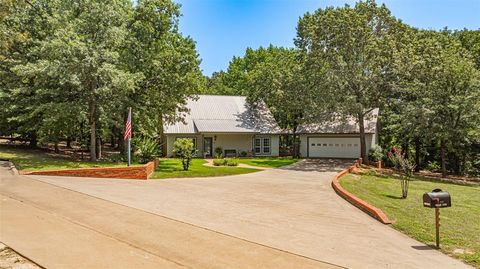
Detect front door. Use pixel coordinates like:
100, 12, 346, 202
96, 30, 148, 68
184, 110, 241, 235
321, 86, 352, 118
203, 137, 213, 157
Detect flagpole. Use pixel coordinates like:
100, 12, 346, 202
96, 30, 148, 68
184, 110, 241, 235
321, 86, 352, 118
127, 107, 132, 167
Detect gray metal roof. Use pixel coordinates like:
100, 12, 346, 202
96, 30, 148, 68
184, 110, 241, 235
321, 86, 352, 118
297, 108, 379, 134
164, 95, 281, 134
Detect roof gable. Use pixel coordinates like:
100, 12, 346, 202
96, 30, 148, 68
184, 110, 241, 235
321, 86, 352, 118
164, 95, 281, 134
297, 109, 379, 134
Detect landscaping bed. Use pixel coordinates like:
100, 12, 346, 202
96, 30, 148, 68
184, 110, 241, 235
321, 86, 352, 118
236, 157, 300, 168
0, 146, 137, 172
339, 171, 480, 267
150, 159, 259, 179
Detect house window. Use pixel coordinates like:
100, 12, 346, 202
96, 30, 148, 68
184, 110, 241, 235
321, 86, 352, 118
311, 143, 316, 146
254, 138, 261, 153
323, 144, 327, 147
254, 137, 271, 155
335, 144, 339, 147
354, 144, 359, 147
263, 137, 271, 153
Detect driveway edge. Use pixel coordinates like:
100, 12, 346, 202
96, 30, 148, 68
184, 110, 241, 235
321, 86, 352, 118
331, 161, 393, 224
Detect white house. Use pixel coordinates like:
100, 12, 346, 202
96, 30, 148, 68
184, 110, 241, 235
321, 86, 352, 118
297, 109, 379, 158
164, 95, 282, 157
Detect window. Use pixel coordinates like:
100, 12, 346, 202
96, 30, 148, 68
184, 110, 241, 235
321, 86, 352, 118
347, 144, 352, 147
329, 144, 333, 147
323, 144, 327, 147
254, 137, 271, 155
311, 143, 316, 146
354, 144, 359, 147
254, 138, 261, 153
263, 138, 271, 153
317, 143, 322, 146
335, 144, 339, 147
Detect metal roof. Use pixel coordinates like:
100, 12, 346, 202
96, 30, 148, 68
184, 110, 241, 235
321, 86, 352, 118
164, 95, 281, 134
297, 108, 379, 134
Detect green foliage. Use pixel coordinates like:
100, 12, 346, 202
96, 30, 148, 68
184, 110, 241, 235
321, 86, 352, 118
172, 138, 197, 171
150, 159, 258, 179
213, 158, 225, 166
214, 147, 223, 158
368, 145, 384, 162
212, 158, 239, 167
388, 148, 416, 198
135, 137, 159, 164
296, 0, 408, 162
426, 161, 441, 172
0, 0, 203, 161
341, 173, 480, 267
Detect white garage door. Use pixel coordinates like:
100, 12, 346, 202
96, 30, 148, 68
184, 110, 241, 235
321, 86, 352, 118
308, 137, 360, 158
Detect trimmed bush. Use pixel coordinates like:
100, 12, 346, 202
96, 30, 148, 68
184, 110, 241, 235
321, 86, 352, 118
136, 138, 159, 164
213, 158, 225, 166
225, 158, 238, 166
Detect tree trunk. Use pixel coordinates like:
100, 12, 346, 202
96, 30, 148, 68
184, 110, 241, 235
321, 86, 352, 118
66, 137, 72, 148
440, 139, 447, 178
414, 137, 421, 172
29, 133, 37, 148
96, 137, 102, 160
54, 141, 60, 153
358, 112, 368, 164
403, 142, 409, 160
89, 103, 97, 161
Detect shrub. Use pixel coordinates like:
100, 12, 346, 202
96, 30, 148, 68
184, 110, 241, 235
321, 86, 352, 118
388, 147, 416, 198
214, 147, 223, 158
135, 138, 159, 164
240, 151, 247, 157
368, 145, 384, 162
225, 158, 238, 166
172, 138, 197, 171
426, 161, 440, 172
213, 159, 225, 166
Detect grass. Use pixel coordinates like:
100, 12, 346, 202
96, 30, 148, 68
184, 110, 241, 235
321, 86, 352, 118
340, 172, 480, 268
236, 157, 300, 168
0, 146, 136, 171
151, 159, 259, 179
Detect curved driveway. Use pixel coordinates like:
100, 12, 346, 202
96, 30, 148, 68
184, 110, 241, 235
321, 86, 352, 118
1, 160, 470, 268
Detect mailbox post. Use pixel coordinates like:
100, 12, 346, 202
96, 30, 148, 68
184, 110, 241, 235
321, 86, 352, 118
423, 189, 451, 249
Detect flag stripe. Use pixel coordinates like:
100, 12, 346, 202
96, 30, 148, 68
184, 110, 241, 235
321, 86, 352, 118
124, 109, 132, 141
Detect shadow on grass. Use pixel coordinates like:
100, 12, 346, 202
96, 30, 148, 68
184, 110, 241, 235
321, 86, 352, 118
383, 194, 404, 200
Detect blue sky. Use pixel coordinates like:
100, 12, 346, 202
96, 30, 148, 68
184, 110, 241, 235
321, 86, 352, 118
175, 0, 480, 76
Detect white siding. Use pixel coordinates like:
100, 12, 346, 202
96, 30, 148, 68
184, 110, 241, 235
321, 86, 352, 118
166, 134, 280, 157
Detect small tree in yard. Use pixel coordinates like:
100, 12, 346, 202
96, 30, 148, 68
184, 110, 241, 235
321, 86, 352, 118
173, 138, 197, 171
388, 148, 416, 198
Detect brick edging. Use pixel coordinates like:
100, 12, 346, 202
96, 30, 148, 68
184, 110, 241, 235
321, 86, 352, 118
331, 161, 392, 224
23, 159, 159, 180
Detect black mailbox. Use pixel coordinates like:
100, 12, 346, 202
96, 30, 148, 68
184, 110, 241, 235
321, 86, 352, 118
423, 189, 451, 208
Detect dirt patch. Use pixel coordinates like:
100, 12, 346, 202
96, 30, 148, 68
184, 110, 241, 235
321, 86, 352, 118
0, 242, 41, 269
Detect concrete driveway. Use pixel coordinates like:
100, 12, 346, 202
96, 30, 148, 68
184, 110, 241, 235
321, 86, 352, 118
0, 160, 470, 268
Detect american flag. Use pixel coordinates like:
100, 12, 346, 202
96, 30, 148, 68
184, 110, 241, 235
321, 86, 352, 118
124, 108, 132, 141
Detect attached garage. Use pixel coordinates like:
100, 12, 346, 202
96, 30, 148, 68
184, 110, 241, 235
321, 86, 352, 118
297, 109, 379, 159
307, 137, 360, 158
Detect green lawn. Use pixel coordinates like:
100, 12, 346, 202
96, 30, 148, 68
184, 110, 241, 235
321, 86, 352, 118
0, 146, 135, 171
151, 159, 259, 179
236, 157, 300, 168
340, 172, 480, 267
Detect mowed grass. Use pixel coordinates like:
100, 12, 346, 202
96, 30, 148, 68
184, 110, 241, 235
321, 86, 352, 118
151, 159, 259, 179
340, 173, 480, 267
0, 146, 135, 171
237, 157, 300, 168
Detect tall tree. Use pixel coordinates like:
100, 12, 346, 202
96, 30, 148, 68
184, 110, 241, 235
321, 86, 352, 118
125, 0, 203, 149
296, 0, 407, 163
8, 0, 139, 160
206, 46, 311, 156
